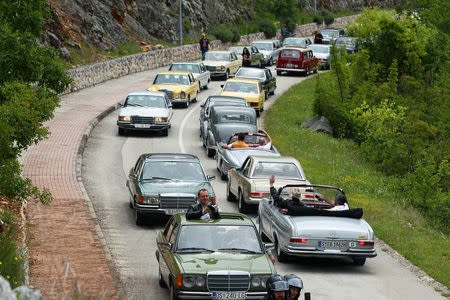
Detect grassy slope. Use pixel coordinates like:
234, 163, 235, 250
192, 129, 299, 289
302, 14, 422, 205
265, 73, 449, 290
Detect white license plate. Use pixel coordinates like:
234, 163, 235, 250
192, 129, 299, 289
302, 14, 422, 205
213, 291, 246, 299
134, 124, 151, 128
165, 209, 185, 215
286, 63, 293, 67
319, 241, 347, 248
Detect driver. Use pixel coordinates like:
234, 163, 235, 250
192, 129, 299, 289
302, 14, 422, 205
263, 274, 289, 300
254, 129, 273, 150
221, 133, 249, 149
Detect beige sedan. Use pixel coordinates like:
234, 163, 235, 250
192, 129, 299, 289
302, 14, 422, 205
226, 155, 310, 213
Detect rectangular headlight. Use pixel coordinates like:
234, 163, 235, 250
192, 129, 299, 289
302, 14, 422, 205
118, 116, 131, 121
142, 196, 160, 204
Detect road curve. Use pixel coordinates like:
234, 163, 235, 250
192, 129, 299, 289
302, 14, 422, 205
79, 64, 445, 300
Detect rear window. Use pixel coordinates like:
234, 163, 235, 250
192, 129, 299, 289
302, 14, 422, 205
169, 64, 200, 73
281, 49, 301, 58
219, 114, 250, 123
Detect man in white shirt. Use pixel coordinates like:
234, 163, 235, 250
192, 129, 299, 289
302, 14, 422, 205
317, 192, 349, 211
254, 129, 272, 150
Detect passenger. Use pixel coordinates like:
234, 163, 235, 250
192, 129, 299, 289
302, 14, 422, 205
221, 133, 249, 149
319, 192, 349, 211
254, 129, 272, 150
186, 189, 220, 220
263, 274, 289, 300
284, 274, 303, 300
269, 175, 305, 212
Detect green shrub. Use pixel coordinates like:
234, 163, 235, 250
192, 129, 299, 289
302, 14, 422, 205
258, 19, 277, 38
182, 19, 191, 32
313, 14, 323, 25
211, 25, 233, 43
319, 9, 335, 25
230, 26, 241, 43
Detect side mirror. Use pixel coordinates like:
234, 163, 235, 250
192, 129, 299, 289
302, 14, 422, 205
207, 175, 216, 181
264, 243, 275, 251
157, 241, 172, 250
129, 173, 137, 180
235, 167, 242, 172
200, 103, 205, 108
220, 85, 224, 88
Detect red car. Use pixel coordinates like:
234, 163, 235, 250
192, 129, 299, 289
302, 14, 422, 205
276, 47, 318, 76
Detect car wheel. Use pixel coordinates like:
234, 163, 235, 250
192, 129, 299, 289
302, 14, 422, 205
264, 91, 268, 100
227, 181, 236, 202
118, 127, 126, 136
159, 268, 167, 288
269, 88, 275, 96
276, 70, 282, 76
129, 199, 133, 208
352, 257, 366, 266
258, 217, 270, 242
238, 190, 249, 213
224, 69, 229, 80
207, 144, 215, 157
305, 68, 309, 76
169, 283, 179, 300
313, 67, 318, 74
275, 237, 288, 263
220, 162, 227, 180
135, 210, 144, 226
184, 96, 190, 108
161, 128, 169, 136
256, 109, 260, 117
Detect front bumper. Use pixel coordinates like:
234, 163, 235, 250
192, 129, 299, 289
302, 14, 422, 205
276, 67, 306, 73
134, 203, 185, 216
177, 290, 267, 300
282, 244, 377, 258
117, 121, 170, 130
171, 98, 189, 104
209, 71, 227, 77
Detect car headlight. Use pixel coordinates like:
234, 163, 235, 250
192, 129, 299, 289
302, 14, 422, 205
142, 196, 160, 204
180, 91, 186, 98
251, 275, 270, 288
251, 276, 261, 288
219, 65, 225, 71
182, 275, 206, 288
195, 276, 206, 287
154, 117, 164, 123
264, 55, 268, 59
119, 116, 131, 122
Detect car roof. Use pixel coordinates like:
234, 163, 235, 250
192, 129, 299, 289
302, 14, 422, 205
177, 212, 255, 225
281, 47, 311, 52
142, 153, 200, 162
207, 50, 233, 54
252, 40, 278, 43
127, 91, 167, 97
158, 71, 192, 75
225, 78, 260, 84
170, 62, 200, 65
207, 95, 246, 102
248, 155, 300, 164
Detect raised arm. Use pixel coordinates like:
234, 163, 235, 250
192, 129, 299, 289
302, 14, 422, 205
260, 129, 272, 144
269, 175, 288, 209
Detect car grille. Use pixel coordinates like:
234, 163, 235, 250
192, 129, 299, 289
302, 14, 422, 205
131, 116, 154, 124
160, 193, 196, 209
207, 271, 250, 291
206, 65, 216, 72
160, 89, 174, 100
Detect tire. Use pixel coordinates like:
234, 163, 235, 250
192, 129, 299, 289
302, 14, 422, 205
161, 128, 168, 136
305, 68, 309, 76
224, 70, 230, 80
227, 181, 236, 202
313, 67, 318, 74
159, 269, 167, 288
256, 109, 260, 117
184, 96, 190, 108
276, 70, 282, 76
207, 146, 215, 158
264, 91, 268, 101
135, 210, 144, 226
220, 162, 227, 180
258, 217, 270, 242
275, 237, 288, 263
238, 190, 249, 214
118, 127, 126, 136
259, 60, 263, 68
269, 88, 275, 96
352, 257, 366, 266
169, 283, 179, 300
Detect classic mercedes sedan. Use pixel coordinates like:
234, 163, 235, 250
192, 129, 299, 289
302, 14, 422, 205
156, 213, 276, 300
168, 62, 211, 90
203, 51, 242, 79
227, 156, 308, 213
117, 91, 173, 136
220, 78, 265, 116
258, 184, 377, 265
127, 153, 216, 226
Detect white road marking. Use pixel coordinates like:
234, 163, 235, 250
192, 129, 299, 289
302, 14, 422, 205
178, 105, 200, 153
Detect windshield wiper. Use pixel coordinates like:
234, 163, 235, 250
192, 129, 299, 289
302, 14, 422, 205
217, 248, 260, 254
177, 247, 214, 253
142, 176, 172, 181
126, 104, 145, 107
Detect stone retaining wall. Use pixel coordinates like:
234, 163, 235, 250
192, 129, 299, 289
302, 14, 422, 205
65, 15, 359, 94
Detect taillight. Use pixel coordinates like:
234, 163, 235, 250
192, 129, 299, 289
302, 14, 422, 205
250, 192, 264, 197
290, 238, 307, 243
359, 241, 374, 246
303, 194, 315, 199
164, 117, 168, 122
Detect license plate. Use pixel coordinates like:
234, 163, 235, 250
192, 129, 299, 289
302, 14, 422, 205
318, 240, 347, 249
212, 291, 246, 299
134, 124, 151, 128
165, 209, 185, 215
286, 63, 293, 67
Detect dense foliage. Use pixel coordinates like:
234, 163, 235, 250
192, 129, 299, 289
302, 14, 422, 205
314, 8, 449, 231
0, 0, 71, 205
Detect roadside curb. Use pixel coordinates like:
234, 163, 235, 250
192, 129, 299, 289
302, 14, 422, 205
75, 102, 125, 299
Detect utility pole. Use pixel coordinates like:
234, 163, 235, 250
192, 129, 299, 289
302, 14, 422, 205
179, 0, 183, 46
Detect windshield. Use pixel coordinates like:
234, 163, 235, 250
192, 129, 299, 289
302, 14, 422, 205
252, 162, 303, 179
141, 161, 206, 181
252, 43, 272, 51
222, 81, 259, 94
177, 225, 262, 253
169, 64, 200, 73
308, 45, 330, 54
335, 38, 355, 46
283, 38, 306, 47
321, 30, 339, 37
205, 52, 230, 61
125, 95, 167, 108
154, 74, 189, 85
236, 68, 265, 79
281, 49, 300, 58
228, 46, 245, 54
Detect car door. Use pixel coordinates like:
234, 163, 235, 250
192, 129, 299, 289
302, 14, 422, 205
189, 73, 199, 98
127, 156, 144, 204
231, 53, 241, 73
200, 63, 210, 87
250, 47, 260, 66
265, 69, 275, 93
200, 100, 211, 139
159, 218, 180, 285
165, 94, 173, 121
230, 157, 250, 196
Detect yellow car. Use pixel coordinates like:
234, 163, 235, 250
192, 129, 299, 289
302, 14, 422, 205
220, 78, 265, 116
147, 71, 199, 108
203, 51, 242, 79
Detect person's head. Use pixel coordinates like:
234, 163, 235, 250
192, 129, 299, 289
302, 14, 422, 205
289, 188, 302, 201
314, 31, 318, 34
334, 192, 347, 206
258, 137, 266, 146
266, 274, 289, 300
238, 133, 246, 141
198, 189, 209, 206
243, 47, 249, 54
284, 274, 303, 300
202, 33, 206, 38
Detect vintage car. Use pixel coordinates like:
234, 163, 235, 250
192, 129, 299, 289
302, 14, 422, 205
320, 28, 345, 44
307, 44, 332, 70
282, 37, 312, 48
199, 96, 247, 143
234, 67, 276, 100
204, 106, 257, 158
220, 78, 265, 116
251, 40, 282, 66
228, 45, 264, 68
156, 213, 276, 300
116, 91, 173, 136
335, 37, 360, 54
203, 51, 242, 79
127, 153, 216, 226
147, 71, 199, 108
258, 184, 377, 265
276, 47, 318, 76
216, 132, 280, 180
168, 61, 211, 90
227, 156, 309, 213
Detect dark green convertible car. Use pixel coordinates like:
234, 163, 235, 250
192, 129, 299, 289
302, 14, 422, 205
156, 213, 276, 300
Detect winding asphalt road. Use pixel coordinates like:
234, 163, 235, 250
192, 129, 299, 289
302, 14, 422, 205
79, 64, 444, 300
